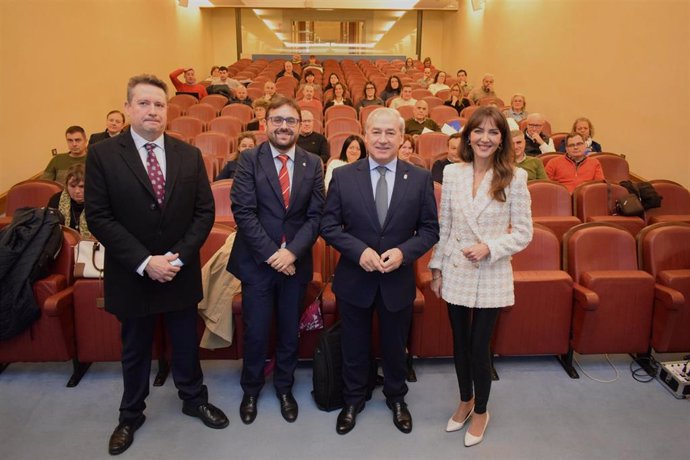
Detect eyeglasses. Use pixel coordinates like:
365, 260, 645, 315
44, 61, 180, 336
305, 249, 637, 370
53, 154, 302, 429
527, 123, 543, 128
567, 142, 585, 148
267, 116, 300, 127
365, 86, 375, 90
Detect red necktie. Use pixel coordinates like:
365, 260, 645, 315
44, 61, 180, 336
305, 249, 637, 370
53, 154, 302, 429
145, 143, 166, 206
278, 154, 290, 208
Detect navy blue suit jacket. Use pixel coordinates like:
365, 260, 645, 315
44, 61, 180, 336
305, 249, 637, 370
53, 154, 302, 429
227, 141, 324, 284
320, 159, 439, 311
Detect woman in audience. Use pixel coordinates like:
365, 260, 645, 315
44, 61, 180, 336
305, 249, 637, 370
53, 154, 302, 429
398, 135, 416, 162
323, 82, 353, 112
502, 94, 528, 123
355, 82, 384, 112
215, 132, 257, 181
558, 117, 602, 153
429, 106, 532, 447
456, 69, 473, 97
324, 72, 341, 92
246, 99, 269, 131
324, 135, 366, 191
428, 71, 451, 96
422, 57, 434, 70
380, 76, 402, 104
401, 57, 416, 73
89, 110, 126, 144
48, 164, 91, 239
444, 84, 472, 115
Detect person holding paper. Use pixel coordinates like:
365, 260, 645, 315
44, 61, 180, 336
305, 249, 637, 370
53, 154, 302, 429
404, 100, 440, 138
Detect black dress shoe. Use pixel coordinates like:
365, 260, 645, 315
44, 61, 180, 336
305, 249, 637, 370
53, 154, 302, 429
336, 403, 364, 435
278, 393, 298, 423
386, 400, 413, 433
108, 414, 145, 455
182, 402, 229, 429
239, 394, 258, 425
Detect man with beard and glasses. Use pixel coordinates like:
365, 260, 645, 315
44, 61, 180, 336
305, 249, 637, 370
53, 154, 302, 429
227, 96, 325, 426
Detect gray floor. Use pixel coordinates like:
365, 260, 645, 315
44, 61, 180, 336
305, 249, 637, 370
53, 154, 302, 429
0, 354, 688, 460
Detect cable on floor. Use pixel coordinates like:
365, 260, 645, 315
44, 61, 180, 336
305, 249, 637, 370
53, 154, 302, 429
573, 354, 619, 383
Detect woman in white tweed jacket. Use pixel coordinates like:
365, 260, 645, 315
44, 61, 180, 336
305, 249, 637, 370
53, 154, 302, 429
429, 106, 532, 447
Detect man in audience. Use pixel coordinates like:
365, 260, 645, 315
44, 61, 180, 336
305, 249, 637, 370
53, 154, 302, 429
89, 110, 126, 145
431, 132, 462, 183
546, 132, 604, 192
297, 109, 329, 164
276, 60, 301, 80
404, 100, 440, 137
169, 67, 208, 99
298, 84, 323, 113
207, 66, 242, 97
228, 85, 252, 107
302, 55, 323, 72
228, 96, 324, 426
390, 85, 417, 110
320, 107, 438, 436
42, 126, 88, 183
417, 67, 433, 89
263, 81, 278, 101
523, 113, 556, 156
512, 130, 547, 180
85, 74, 228, 456
468, 73, 497, 104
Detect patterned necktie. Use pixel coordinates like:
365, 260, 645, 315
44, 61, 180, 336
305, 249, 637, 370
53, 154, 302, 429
375, 165, 388, 226
278, 154, 290, 208
145, 143, 165, 206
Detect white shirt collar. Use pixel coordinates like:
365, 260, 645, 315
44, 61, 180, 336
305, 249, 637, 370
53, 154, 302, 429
130, 128, 164, 152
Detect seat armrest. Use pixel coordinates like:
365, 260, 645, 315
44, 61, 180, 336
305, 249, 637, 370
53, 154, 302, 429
654, 284, 685, 311
573, 283, 599, 311
44, 286, 74, 317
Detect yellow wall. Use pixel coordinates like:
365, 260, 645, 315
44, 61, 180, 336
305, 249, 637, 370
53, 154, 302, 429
0, 0, 210, 191
443, 0, 690, 188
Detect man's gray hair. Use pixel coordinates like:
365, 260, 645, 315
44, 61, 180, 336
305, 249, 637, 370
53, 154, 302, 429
365, 107, 405, 133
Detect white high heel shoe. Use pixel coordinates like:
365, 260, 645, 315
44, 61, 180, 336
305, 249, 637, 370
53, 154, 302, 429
464, 411, 489, 447
445, 405, 473, 432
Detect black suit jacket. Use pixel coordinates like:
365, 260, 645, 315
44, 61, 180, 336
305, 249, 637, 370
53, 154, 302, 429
85, 129, 214, 318
320, 159, 439, 310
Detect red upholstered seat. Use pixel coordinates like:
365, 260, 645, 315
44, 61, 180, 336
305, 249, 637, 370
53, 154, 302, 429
645, 180, 690, 225
572, 181, 645, 236
528, 180, 581, 240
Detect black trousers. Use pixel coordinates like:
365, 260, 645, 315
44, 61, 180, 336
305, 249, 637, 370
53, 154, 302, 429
447, 304, 500, 414
118, 307, 206, 423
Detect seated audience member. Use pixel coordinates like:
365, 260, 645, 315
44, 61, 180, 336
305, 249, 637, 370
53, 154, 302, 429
428, 71, 450, 96
380, 76, 402, 103
42, 125, 88, 183
503, 93, 528, 123
512, 130, 547, 180
524, 113, 556, 155
324, 135, 366, 191
276, 60, 301, 81
246, 99, 270, 132
422, 57, 434, 71
546, 133, 604, 193
431, 132, 462, 183
298, 84, 323, 113
417, 67, 433, 89
324, 73, 341, 92
302, 55, 323, 73
390, 84, 417, 110
89, 110, 125, 145
215, 132, 256, 181
48, 164, 91, 239
355, 82, 384, 112
228, 85, 252, 107
558, 117, 602, 153
405, 100, 440, 137
291, 54, 303, 66
323, 82, 353, 112
297, 110, 329, 164
262, 81, 278, 101
456, 69, 473, 97
204, 66, 220, 83
169, 67, 207, 99
444, 84, 471, 115
299, 70, 322, 92
208, 66, 242, 97
398, 135, 416, 162
468, 73, 498, 104
401, 57, 416, 73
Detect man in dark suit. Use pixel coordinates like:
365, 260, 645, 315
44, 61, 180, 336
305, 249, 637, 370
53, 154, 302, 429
85, 74, 228, 456
321, 107, 439, 435
227, 96, 324, 425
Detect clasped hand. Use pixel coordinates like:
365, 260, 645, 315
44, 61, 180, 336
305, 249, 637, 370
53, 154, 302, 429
462, 243, 489, 263
359, 247, 403, 273
267, 248, 297, 276
145, 253, 181, 283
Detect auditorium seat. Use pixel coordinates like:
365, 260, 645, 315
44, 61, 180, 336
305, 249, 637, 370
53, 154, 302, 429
168, 116, 204, 143
588, 152, 630, 183
637, 222, 690, 353
324, 117, 362, 138
536, 152, 561, 168
562, 223, 654, 367
572, 181, 645, 236
208, 116, 243, 142
477, 97, 505, 107
416, 132, 450, 161
359, 104, 383, 129
165, 130, 188, 143
645, 180, 690, 224
324, 105, 357, 122
194, 132, 232, 170
406, 154, 428, 169
422, 96, 443, 110
460, 106, 479, 119
5, 179, 63, 217
551, 132, 568, 152
429, 105, 459, 127
328, 132, 359, 159
246, 87, 264, 100
200, 95, 230, 115
396, 105, 415, 121
221, 103, 254, 127
493, 225, 576, 377
411, 89, 432, 100
187, 103, 217, 127
167, 104, 183, 124
169, 94, 198, 112
527, 180, 581, 240
210, 179, 235, 227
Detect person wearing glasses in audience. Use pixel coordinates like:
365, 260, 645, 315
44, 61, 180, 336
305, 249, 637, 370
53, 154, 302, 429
511, 130, 547, 180
502, 94, 529, 123
546, 132, 604, 193
355, 82, 384, 113
324, 135, 367, 191
215, 132, 256, 181
558, 117, 602, 153
89, 110, 126, 145
228, 96, 324, 426
444, 84, 471, 116
523, 113, 555, 156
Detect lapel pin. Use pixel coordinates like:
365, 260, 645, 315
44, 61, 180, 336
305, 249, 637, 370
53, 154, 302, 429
403, 173, 408, 180
302, 162, 306, 167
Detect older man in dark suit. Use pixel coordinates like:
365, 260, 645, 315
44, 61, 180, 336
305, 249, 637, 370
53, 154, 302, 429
227, 96, 324, 425
85, 74, 228, 456
321, 107, 439, 435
